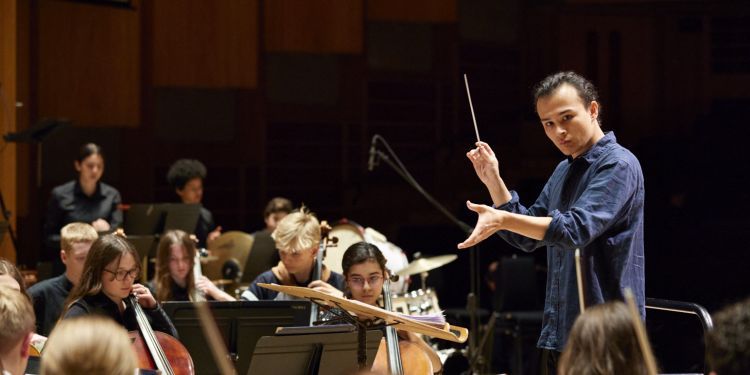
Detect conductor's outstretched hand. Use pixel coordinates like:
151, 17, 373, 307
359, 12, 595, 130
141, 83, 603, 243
457, 201, 504, 249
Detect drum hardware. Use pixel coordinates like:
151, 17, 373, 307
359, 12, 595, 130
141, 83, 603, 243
396, 254, 457, 290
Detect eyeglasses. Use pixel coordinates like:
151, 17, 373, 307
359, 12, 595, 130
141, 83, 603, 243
348, 274, 384, 288
103, 268, 140, 281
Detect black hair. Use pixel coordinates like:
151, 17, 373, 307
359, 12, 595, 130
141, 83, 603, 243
77, 143, 103, 163
166, 159, 207, 190
341, 241, 388, 277
706, 297, 750, 375
263, 197, 293, 218
533, 71, 601, 118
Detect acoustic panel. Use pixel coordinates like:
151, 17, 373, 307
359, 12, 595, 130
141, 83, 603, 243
367, 22, 433, 72
154, 88, 236, 142
265, 54, 339, 106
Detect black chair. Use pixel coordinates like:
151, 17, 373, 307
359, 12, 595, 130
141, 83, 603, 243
645, 297, 713, 374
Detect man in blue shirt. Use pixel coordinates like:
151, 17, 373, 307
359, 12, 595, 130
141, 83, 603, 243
458, 71, 645, 371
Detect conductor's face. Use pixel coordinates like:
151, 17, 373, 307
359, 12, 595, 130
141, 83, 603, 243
536, 84, 602, 159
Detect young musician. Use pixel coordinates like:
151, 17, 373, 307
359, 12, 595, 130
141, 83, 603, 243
460, 72, 645, 370
558, 301, 656, 375
0, 286, 35, 375
166, 158, 221, 247
28, 223, 98, 336
244, 197, 294, 282
706, 297, 750, 375
43, 143, 122, 273
151, 229, 235, 302
61, 234, 177, 337
340, 241, 442, 374
0, 258, 26, 294
241, 207, 345, 301
40, 316, 137, 375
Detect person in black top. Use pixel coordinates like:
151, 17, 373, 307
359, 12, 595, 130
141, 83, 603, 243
241, 207, 345, 301
61, 234, 177, 337
166, 159, 221, 248
243, 197, 293, 282
43, 143, 122, 272
28, 223, 98, 336
150, 229, 234, 302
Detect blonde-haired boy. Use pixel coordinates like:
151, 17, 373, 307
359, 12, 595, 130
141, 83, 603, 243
28, 222, 97, 336
0, 285, 35, 375
241, 208, 345, 301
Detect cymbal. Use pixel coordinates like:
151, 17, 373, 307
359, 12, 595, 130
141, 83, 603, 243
396, 254, 458, 276
203, 231, 254, 280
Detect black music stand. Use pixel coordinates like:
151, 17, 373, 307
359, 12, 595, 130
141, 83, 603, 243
162, 203, 202, 233
247, 329, 382, 375
162, 300, 313, 375
123, 204, 165, 236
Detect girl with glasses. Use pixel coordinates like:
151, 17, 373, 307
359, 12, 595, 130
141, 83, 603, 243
61, 234, 177, 336
341, 242, 443, 374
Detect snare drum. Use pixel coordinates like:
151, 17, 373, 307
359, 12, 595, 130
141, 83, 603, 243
324, 221, 365, 274
391, 288, 442, 316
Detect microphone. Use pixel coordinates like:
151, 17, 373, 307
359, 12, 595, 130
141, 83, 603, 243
367, 136, 377, 171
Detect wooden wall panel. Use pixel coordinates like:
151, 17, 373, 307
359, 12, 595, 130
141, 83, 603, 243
0, 0, 17, 261
37, 0, 140, 127
152, 0, 259, 88
264, 0, 363, 54
367, 0, 456, 23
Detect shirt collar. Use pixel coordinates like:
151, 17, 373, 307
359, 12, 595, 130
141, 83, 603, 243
74, 180, 103, 198
566, 131, 616, 164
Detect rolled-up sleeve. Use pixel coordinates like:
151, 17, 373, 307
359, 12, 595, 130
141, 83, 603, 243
542, 160, 637, 249
494, 182, 552, 252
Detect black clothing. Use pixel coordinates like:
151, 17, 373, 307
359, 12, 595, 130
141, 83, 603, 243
63, 292, 178, 337
43, 180, 122, 253
243, 268, 346, 301
195, 206, 216, 248
27, 274, 73, 336
242, 229, 280, 283
147, 280, 190, 302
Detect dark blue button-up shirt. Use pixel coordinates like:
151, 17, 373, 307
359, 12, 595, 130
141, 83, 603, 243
495, 132, 645, 351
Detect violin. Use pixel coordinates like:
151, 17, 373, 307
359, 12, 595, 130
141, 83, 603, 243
127, 295, 195, 375
371, 278, 435, 375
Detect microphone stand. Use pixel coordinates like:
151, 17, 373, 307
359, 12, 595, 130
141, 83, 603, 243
370, 135, 485, 373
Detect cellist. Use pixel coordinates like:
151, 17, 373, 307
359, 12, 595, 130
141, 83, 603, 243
240, 207, 345, 301
61, 234, 177, 336
339, 241, 443, 375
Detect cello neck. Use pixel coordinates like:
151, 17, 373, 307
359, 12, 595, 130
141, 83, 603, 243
383, 279, 404, 375
192, 249, 206, 302
128, 295, 175, 375
310, 222, 332, 324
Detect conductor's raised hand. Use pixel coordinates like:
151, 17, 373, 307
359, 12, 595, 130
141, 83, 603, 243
466, 142, 501, 188
457, 201, 505, 249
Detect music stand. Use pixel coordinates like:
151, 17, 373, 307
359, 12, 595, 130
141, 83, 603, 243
162, 300, 313, 375
247, 329, 382, 375
162, 203, 202, 233
129, 235, 158, 281
0, 221, 7, 245
123, 204, 166, 236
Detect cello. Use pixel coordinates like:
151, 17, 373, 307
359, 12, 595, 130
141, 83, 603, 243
372, 277, 435, 375
310, 221, 333, 324
127, 294, 195, 375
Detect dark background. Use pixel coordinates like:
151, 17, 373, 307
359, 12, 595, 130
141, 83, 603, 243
9, 0, 750, 364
